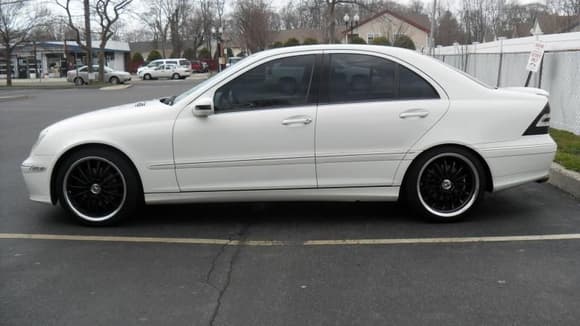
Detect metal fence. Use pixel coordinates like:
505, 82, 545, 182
432, 35, 580, 135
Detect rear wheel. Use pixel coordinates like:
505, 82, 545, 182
405, 146, 486, 222
171, 73, 180, 80
56, 148, 141, 226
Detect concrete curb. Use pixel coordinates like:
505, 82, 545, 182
549, 163, 580, 199
99, 84, 133, 91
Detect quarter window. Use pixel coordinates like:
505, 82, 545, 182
214, 55, 315, 112
399, 65, 439, 99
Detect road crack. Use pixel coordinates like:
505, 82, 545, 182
206, 223, 251, 326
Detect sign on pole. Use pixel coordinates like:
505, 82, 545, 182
526, 42, 545, 72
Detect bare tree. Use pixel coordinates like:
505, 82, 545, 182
0, 0, 48, 86
200, 0, 214, 54
233, 0, 273, 52
56, 0, 94, 77
182, 6, 205, 58
141, 0, 172, 58
94, 0, 132, 82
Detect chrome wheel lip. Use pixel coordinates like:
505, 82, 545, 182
63, 156, 127, 222
416, 152, 480, 218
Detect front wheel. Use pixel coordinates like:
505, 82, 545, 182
56, 148, 141, 226
405, 147, 486, 222
143, 74, 151, 80
109, 76, 120, 84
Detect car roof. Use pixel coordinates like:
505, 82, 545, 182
229, 44, 492, 99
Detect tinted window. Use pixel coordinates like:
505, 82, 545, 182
179, 60, 190, 66
328, 54, 396, 103
399, 65, 439, 99
214, 55, 315, 112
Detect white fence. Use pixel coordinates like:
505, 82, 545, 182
431, 32, 580, 135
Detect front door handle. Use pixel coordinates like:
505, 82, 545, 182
400, 109, 429, 119
282, 116, 313, 126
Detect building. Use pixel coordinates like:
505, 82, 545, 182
345, 9, 431, 49
0, 40, 130, 79
512, 14, 580, 38
269, 28, 330, 45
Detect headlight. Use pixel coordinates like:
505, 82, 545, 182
31, 128, 49, 152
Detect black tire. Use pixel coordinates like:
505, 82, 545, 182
143, 74, 151, 80
74, 77, 84, 86
56, 148, 141, 226
109, 76, 120, 84
171, 73, 180, 80
404, 146, 486, 222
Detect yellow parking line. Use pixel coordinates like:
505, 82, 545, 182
2, 233, 580, 246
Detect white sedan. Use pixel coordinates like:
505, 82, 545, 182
138, 64, 191, 80
22, 45, 556, 225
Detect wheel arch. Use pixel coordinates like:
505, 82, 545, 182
50, 143, 144, 205
399, 143, 494, 198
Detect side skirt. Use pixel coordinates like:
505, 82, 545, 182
145, 186, 400, 205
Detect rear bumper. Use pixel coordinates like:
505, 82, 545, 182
476, 135, 557, 191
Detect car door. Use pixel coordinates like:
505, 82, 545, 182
315, 52, 449, 188
151, 64, 166, 78
172, 53, 321, 192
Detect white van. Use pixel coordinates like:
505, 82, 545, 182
137, 58, 191, 74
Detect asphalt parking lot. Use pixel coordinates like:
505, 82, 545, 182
1, 79, 580, 325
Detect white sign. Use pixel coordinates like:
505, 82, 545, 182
526, 42, 545, 72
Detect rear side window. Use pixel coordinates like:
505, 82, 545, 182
326, 54, 439, 103
179, 60, 190, 66
328, 54, 396, 102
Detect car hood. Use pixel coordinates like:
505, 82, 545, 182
44, 100, 171, 135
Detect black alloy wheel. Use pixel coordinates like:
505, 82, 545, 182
405, 147, 485, 222
57, 148, 141, 226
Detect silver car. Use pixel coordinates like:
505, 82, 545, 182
67, 65, 131, 85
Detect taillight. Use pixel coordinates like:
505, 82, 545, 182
523, 103, 550, 135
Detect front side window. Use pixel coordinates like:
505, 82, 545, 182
214, 55, 315, 112
148, 61, 162, 68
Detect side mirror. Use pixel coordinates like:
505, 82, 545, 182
192, 96, 214, 117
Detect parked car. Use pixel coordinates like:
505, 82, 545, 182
22, 44, 556, 225
191, 60, 209, 73
66, 65, 131, 85
137, 58, 190, 75
138, 63, 191, 80
225, 57, 243, 68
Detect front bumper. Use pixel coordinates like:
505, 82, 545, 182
21, 155, 54, 204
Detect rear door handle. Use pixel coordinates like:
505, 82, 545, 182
282, 116, 313, 126
399, 109, 429, 119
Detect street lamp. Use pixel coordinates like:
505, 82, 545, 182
343, 13, 360, 44
211, 26, 224, 72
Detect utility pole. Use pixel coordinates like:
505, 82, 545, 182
84, 0, 92, 76
429, 0, 437, 55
